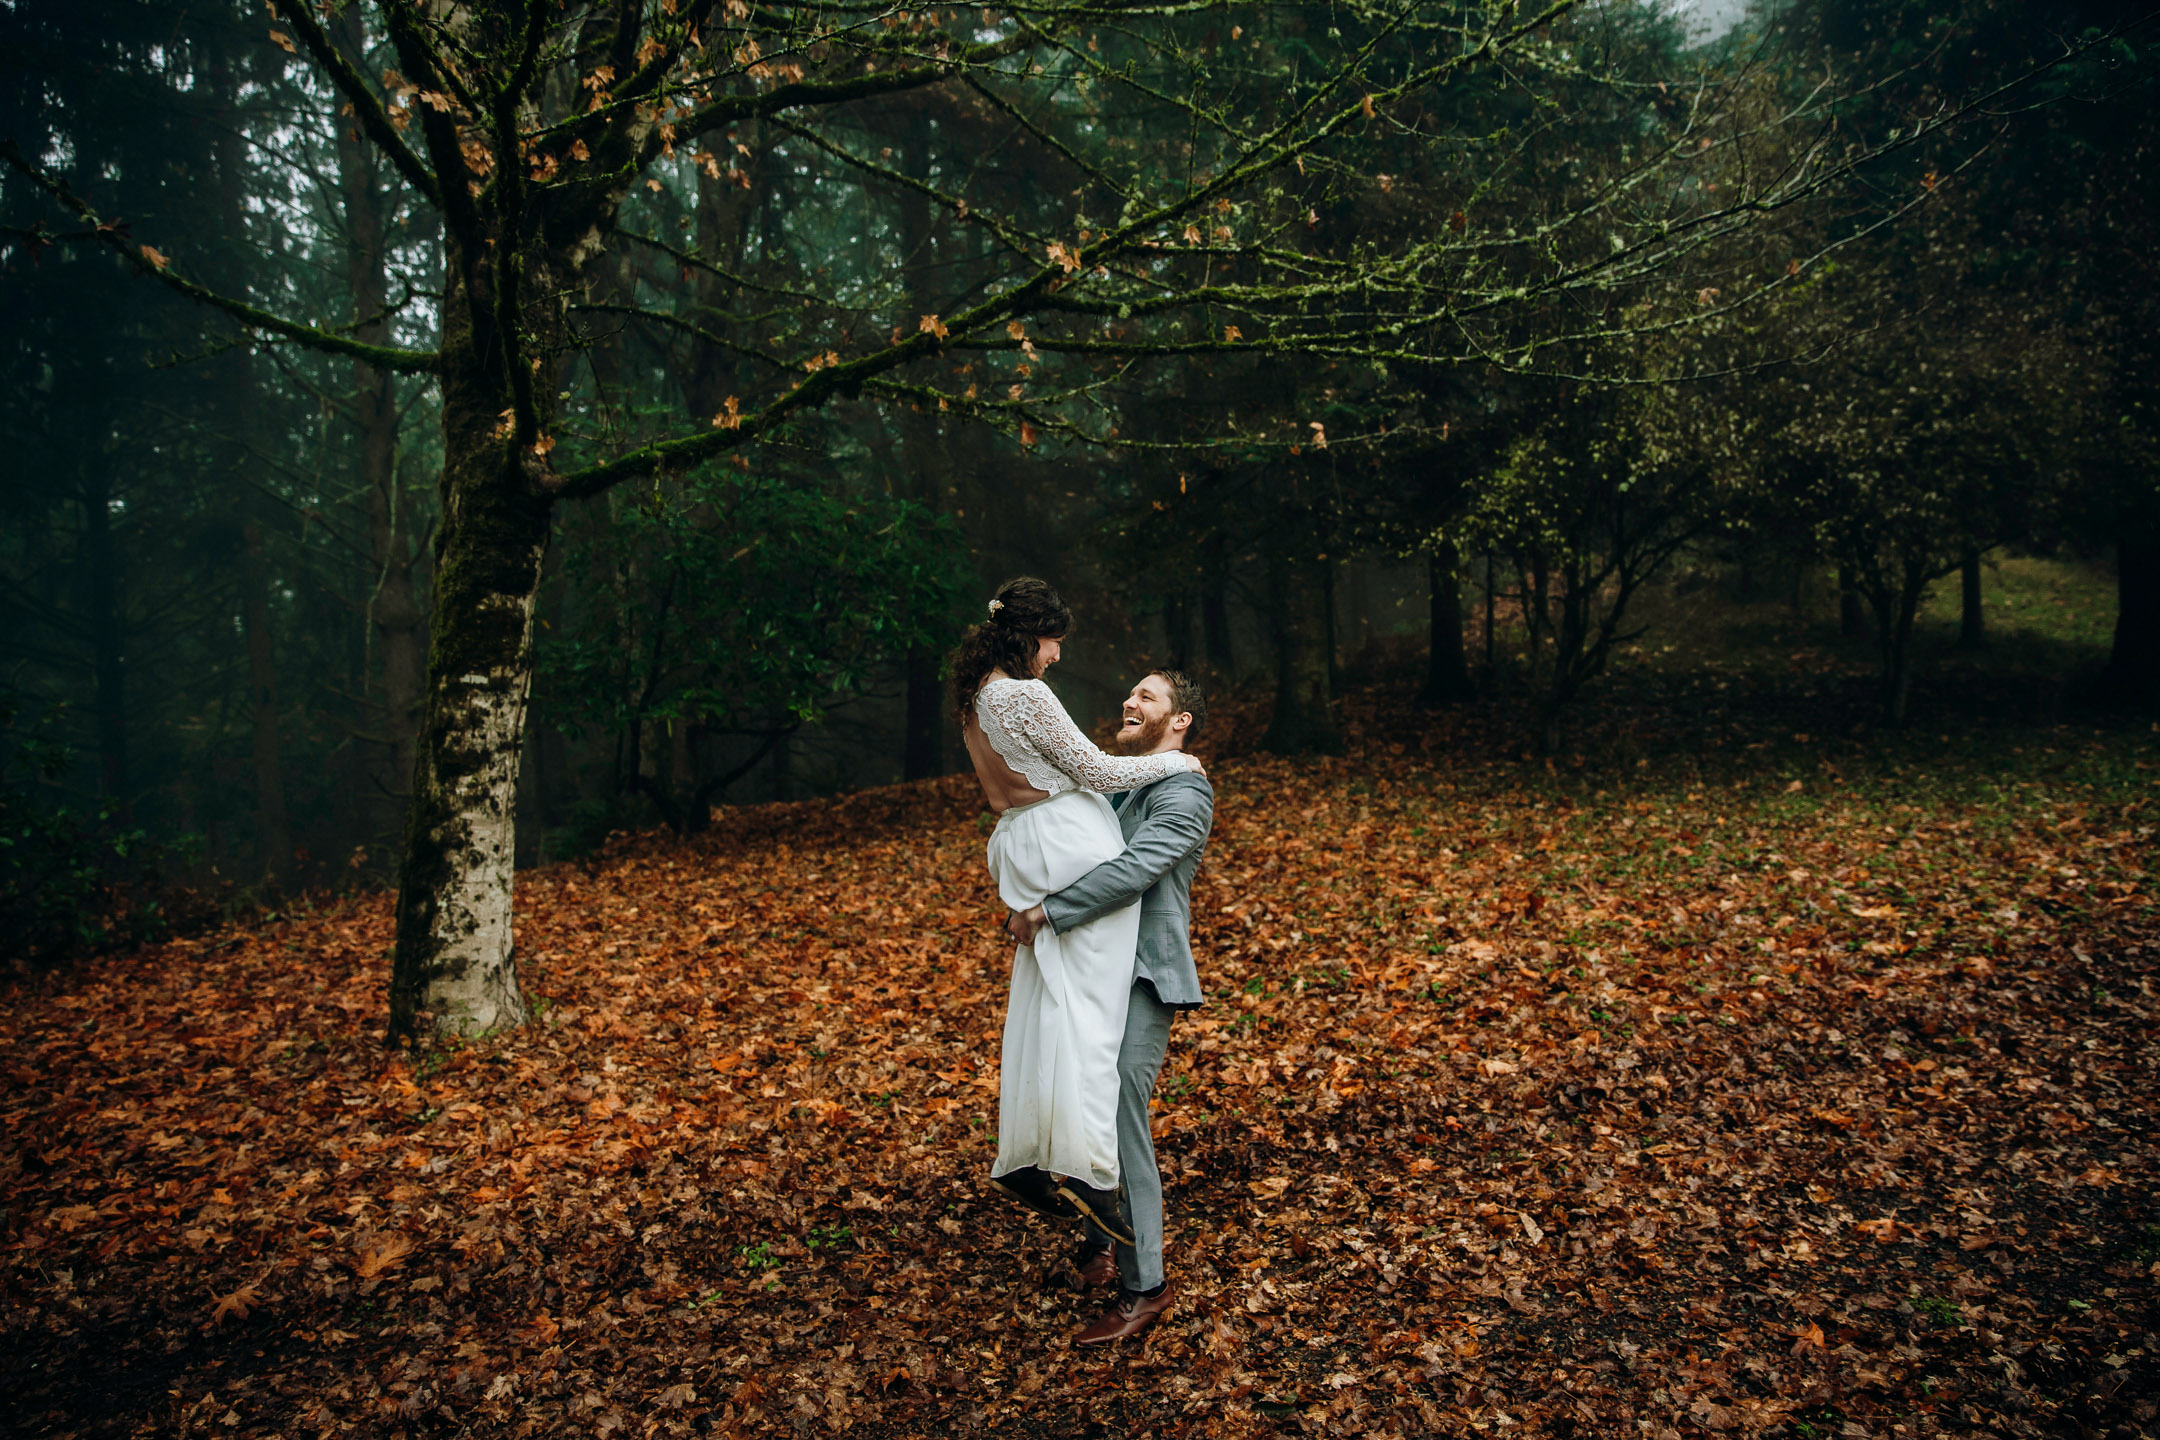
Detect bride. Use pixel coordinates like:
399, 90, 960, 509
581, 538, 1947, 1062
953, 577, 1203, 1244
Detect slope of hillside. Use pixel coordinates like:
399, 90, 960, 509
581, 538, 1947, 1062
3, 691, 2155, 1439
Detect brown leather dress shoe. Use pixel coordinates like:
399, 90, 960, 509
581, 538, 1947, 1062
1075, 1283, 1174, 1345
1074, 1245, 1118, 1289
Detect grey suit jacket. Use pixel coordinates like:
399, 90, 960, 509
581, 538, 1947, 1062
1040, 770, 1214, 1009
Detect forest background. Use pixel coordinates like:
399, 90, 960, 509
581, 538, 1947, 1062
4, 2, 2160, 1437
2, 0, 2157, 990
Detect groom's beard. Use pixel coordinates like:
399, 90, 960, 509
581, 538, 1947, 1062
1111, 713, 1172, 754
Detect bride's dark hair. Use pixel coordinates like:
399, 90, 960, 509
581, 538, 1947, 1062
950, 577, 1074, 720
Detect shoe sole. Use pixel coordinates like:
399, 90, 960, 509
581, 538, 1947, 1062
987, 1176, 1079, 1223
1054, 1183, 1138, 1249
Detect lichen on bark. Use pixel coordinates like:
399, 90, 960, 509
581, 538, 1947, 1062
386, 239, 558, 1043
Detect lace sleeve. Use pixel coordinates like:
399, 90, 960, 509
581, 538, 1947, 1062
1004, 680, 1199, 793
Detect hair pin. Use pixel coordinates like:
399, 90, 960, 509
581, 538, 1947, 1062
987, 599, 1004, 614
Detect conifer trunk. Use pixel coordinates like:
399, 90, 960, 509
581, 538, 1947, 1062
2094, 532, 2160, 708
1263, 551, 1340, 754
336, 13, 426, 856
1838, 563, 1865, 637
242, 522, 291, 884
1419, 543, 1476, 706
1872, 576, 1923, 728
1201, 533, 1235, 671
1483, 551, 1496, 674
82, 466, 128, 811
893, 124, 952, 782
1957, 549, 1987, 651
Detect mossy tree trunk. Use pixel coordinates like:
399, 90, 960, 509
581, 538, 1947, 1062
385, 232, 564, 1042
1162, 596, 1194, 670
1483, 551, 1497, 674
895, 401, 951, 784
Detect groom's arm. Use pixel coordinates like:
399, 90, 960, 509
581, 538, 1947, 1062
1039, 779, 1214, 937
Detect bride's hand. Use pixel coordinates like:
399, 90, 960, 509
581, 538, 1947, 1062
1185, 754, 1207, 778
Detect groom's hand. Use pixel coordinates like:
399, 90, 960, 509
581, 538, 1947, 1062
1004, 905, 1049, 945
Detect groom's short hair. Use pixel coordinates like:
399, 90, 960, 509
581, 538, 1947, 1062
1147, 668, 1206, 741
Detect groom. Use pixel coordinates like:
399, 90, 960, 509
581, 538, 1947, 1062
1004, 668, 1213, 1345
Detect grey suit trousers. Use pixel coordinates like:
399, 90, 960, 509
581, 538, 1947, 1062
1082, 978, 1176, 1290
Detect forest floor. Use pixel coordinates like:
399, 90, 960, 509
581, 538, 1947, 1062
3, 671, 2156, 1440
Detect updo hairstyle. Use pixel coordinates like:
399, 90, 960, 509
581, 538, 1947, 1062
949, 577, 1074, 720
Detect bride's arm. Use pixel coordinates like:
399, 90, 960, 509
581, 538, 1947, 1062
993, 680, 1200, 793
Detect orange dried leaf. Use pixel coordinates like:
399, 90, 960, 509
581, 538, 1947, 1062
352, 1233, 416, 1279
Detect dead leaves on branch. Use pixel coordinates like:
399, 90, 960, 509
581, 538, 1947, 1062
0, 686, 2154, 1437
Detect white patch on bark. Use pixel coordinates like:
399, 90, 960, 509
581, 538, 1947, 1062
420, 592, 537, 1035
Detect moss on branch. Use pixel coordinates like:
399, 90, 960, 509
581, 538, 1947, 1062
0, 142, 441, 376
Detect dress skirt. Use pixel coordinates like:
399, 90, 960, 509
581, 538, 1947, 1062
983, 788, 1139, 1191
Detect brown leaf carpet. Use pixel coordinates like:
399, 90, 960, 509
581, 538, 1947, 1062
4, 693, 2156, 1439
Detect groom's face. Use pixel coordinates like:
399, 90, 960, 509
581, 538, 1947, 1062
1113, 676, 1184, 753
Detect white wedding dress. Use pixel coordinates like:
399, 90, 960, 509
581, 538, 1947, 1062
974, 676, 1201, 1190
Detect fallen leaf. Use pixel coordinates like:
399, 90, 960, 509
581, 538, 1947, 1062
352, 1233, 416, 1279
210, 1285, 257, 1325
